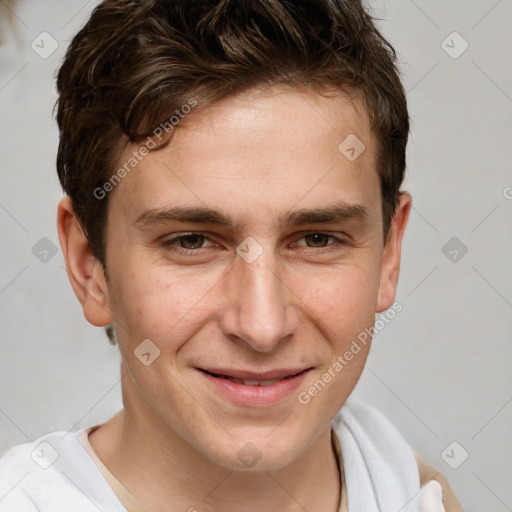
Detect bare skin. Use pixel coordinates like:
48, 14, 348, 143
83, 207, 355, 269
58, 86, 411, 512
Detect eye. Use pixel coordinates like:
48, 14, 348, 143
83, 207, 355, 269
160, 231, 346, 259
302, 233, 332, 247
294, 232, 343, 249
162, 233, 216, 252
175, 234, 206, 249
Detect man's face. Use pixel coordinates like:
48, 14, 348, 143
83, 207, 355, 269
98, 87, 402, 470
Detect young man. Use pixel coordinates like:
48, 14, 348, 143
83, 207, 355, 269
0, 0, 463, 510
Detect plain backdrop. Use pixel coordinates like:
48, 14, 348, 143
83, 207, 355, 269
0, 0, 511, 509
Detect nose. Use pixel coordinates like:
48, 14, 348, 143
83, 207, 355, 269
219, 246, 299, 353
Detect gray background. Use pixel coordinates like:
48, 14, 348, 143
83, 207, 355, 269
0, 0, 511, 509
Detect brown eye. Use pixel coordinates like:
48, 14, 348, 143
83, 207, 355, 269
177, 234, 206, 249
304, 233, 331, 247
162, 232, 218, 255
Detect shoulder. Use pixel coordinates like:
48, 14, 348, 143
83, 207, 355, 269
332, 400, 465, 511
0, 430, 67, 510
413, 450, 465, 512
0, 428, 125, 511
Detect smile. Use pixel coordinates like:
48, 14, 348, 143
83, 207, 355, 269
201, 369, 304, 387
197, 367, 312, 406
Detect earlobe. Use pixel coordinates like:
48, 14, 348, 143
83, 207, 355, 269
57, 196, 113, 327
376, 192, 412, 313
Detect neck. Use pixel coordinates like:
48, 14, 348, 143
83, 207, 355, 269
89, 390, 341, 512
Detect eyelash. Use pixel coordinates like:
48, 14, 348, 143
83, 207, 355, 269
161, 232, 347, 256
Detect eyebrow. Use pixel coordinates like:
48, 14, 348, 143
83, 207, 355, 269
133, 201, 369, 231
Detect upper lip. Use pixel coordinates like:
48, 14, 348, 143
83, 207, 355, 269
198, 367, 310, 380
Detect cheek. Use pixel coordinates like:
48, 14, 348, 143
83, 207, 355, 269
109, 260, 223, 348
299, 260, 380, 331
294, 269, 378, 425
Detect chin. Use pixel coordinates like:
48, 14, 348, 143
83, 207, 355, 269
205, 431, 303, 472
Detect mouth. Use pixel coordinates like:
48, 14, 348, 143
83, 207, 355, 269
196, 367, 312, 406
198, 368, 310, 386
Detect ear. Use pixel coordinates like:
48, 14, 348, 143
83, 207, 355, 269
376, 192, 412, 313
57, 196, 113, 327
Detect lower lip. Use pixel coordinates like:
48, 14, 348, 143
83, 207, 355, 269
198, 369, 311, 407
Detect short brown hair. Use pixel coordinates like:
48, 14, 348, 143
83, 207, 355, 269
56, 0, 409, 267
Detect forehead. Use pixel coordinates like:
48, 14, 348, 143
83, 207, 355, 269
168, 86, 373, 162
109, 86, 381, 229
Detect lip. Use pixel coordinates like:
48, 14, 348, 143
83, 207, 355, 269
197, 367, 312, 407
199, 368, 308, 380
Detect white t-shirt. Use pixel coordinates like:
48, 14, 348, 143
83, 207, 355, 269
0, 401, 459, 511
0, 426, 128, 511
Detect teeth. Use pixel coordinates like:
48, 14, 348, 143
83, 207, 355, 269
242, 379, 261, 386
244, 379, 279, 386
219, 375, 280, 386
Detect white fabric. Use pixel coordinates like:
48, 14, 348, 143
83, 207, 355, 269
334, 399, 445, 512
418, 481, 446, 512
0, 400, 444, 511
0, 430, 127, 511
